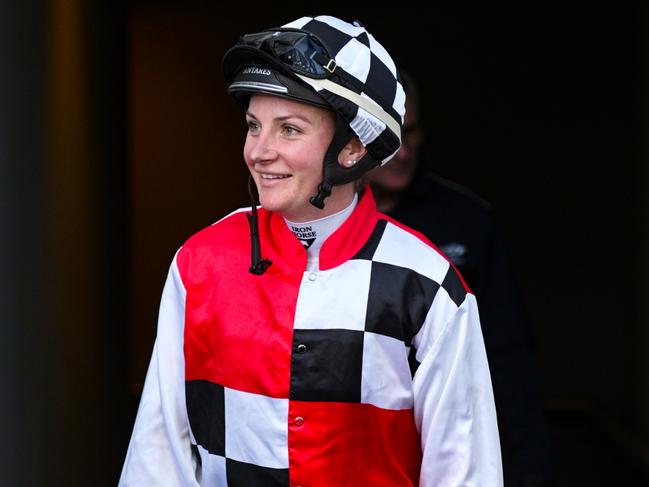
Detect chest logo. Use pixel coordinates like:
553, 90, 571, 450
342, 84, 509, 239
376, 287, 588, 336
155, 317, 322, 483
291, 225, 317, 249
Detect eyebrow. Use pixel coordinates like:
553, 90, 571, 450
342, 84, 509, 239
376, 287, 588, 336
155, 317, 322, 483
245, 111, 314, 126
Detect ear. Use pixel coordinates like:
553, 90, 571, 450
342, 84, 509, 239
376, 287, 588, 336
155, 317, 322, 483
337, 136, 368, 168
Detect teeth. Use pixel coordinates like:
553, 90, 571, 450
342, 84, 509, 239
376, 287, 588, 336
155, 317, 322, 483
260, 173, 290, 179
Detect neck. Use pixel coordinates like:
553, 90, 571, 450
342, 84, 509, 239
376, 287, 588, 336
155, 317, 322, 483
284, 184, 356, 223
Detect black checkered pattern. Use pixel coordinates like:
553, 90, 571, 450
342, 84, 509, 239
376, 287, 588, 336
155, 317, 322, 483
290, 328, 364, 402
283, 15, 405, 164
290, 218, 467, 409
186, 380, 225, 456
186, 381, 290, 485
184, 217, 468, 483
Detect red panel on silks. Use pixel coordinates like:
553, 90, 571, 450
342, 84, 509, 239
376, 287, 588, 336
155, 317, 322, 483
180, 206, 307, 398
287, 401, 421, 486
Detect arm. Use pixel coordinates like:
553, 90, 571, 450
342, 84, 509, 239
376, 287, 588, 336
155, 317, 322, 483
119, 254, 200, 486
413, 292, 503, 486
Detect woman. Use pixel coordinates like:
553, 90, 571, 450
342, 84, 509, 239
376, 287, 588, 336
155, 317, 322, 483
120, 15, 502, 486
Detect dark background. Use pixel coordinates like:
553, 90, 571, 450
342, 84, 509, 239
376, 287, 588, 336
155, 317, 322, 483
1, 2, 647, 485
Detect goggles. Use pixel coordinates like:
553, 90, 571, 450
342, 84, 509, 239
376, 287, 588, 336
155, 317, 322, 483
236, 28, 336, 79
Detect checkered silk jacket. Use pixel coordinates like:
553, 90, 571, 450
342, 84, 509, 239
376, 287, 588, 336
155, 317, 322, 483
120, 189, 503, 486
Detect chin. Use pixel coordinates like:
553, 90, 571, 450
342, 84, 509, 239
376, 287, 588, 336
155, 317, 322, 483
258, 193, 295, 214
258, 197, 284, 213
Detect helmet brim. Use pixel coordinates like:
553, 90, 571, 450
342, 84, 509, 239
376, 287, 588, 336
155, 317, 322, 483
223, 46, 330, 109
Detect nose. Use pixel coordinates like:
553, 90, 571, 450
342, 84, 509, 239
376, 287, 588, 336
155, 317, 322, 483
246, 129, 279, 165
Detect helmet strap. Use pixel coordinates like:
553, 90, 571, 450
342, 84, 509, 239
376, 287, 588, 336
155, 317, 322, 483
246, 174, 272, 275
309, 115, 380, 209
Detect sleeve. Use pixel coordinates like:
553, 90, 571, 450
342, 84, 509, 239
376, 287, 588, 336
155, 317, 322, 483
413, 292, 503, 486
119, 253, 200, 487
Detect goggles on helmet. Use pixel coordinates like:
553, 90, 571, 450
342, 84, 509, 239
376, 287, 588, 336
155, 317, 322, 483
236, 28, 337, 80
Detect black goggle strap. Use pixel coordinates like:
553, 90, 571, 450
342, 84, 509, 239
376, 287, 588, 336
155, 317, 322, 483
241, 29, 329, 76
246, 174, 272, 275
309, 116, 379, 209
242, 29, 376, 103
239, 29, 399, 129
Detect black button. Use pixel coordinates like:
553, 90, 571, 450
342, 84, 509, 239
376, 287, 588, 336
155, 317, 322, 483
297, 344, 307, 353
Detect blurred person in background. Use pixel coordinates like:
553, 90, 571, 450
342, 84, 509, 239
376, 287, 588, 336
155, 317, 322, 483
366, 70, 556, 487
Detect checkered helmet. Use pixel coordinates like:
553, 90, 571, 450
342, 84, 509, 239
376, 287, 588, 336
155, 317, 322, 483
223, 15, 405, 208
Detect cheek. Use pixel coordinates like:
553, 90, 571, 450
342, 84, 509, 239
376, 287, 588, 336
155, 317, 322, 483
297, 140, 328, 173
293, 153, 322, 184
242, 137, 254, 168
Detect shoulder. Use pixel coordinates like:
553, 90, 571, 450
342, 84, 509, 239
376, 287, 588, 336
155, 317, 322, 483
174, 206, 257, 282
183, 207, 251, 249
371, 214, 471, 298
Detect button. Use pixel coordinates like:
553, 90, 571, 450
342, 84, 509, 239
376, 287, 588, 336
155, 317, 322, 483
308, 272, 317, 281
295, 416, 304, 426
297, 344, 307, 353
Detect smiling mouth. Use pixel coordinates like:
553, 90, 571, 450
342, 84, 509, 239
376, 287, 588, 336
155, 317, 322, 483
260, 173, 291, 180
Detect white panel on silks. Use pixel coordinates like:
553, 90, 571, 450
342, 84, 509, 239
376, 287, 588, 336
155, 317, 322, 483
413, 288, 462, 361
372, 222, 449, 285
197, 445, 227, 485
361, 332, 414, 410
293, 259, 372, 332
224, 388, 289, 469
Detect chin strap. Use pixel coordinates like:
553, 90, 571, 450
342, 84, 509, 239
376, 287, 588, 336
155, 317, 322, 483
309, 115, 381, 209
246, 174, 272, 275
309, 180, 333, 210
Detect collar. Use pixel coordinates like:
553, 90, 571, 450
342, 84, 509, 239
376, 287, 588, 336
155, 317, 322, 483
285, 194, 358, 271
262, 187, 380, 272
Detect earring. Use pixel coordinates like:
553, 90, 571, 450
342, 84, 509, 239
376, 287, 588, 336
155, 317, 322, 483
345, 160, 357, 167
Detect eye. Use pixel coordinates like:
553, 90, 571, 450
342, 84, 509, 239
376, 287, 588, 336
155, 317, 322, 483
246, 120, 260, 133
282, 125, 300, 136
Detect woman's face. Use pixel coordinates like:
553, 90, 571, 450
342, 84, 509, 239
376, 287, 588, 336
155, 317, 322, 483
244, 94, 353, 222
